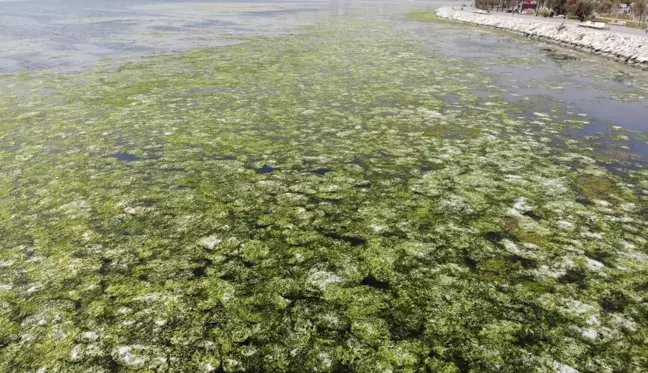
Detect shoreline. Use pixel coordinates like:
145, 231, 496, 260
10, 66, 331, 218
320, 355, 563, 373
434, 7, 648, 70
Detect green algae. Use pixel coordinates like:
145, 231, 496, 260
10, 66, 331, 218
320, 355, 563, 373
405, 11, 440, 23
0, 11, 648, 373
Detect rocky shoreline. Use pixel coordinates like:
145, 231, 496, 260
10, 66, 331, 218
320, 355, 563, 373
435, 7, 648, 69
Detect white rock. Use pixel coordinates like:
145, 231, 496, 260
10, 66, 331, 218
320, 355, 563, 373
198, 234, 222, 250
513, 197, 532, 212
594, 199, 611, 206
81, 331, 99, 342
0, 260, 15, 268
24, 284, 42, 295
134, 293, 163, 302
307, 270, 342, 291
580, 231, 603, 239
586, 258, 604, 271
620, 202, 637, 211
561, 298, 595, 315
522, 242, 539, 250
557, 220, 575, 230
554, 362, 580, 373
502, 239, 520, 254
586, 315, 600, 326
113, 346, 147, 368
419, 108, 444, 119
124, 207, 138, 215
509, 197, 533, 216
580, 327, 598, 339
71, 344, 84, 361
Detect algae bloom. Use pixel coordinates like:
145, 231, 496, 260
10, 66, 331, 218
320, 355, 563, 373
1, 2, 648, 373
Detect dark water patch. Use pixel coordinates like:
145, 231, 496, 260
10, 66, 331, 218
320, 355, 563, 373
137, 199, 158, 207
95, 42, 157, 53
638, 207, 648, 219
151, 26, 182, 32
577, 100, 648, 135
464, 256, 477, 270
214, 155, 237, 161
509, 255, 538, 269
109, 152, 141, 162
611, 71, 632, 84
99, 258, 113, 275
635, 281, 648, 292
558, 267, 588, 288
361, 274, 391, 290
514, 328, 550, 348
192, 266, 207, 278
598, 160, 644, 177
441, 93, 461, 104
628, 138, 648, 161
159, 167, 186, 173
541, 48, 578, 62
256, 165, 278, 174
314, 197, 342, 205
108, 356, 120, 373
483, 231, 513, 243
600, 291, 629, 313
185, 19, 235, 29
522, 210, 542, 221
252, 8, 324, 17
354, 181, 372, 189
312, 168, 332, 175
324, 232, 366, 246
586, 247, 617, 266
283, 291, 321, 302
576, 198, 592, 206
472, 89, 497, 99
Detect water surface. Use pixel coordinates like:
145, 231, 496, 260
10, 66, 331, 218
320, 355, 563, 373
1, 2, 648, 372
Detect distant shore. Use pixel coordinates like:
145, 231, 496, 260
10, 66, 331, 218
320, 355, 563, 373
435, 7, 648, 69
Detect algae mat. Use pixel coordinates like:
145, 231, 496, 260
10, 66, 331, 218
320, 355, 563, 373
1, 13, 648, 373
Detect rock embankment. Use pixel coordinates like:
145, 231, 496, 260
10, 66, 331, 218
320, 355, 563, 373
435, 7, 648, 69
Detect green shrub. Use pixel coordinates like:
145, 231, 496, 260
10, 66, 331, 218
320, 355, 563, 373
540, 8, 550, 17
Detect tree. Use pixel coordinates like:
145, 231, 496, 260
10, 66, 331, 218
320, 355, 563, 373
596, 0, 619, 14
634, 0, 646, 20
551, 0, 568, 14
566, 0, 594, 19
475, 0, 518, 11
536, 0, 547, 15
